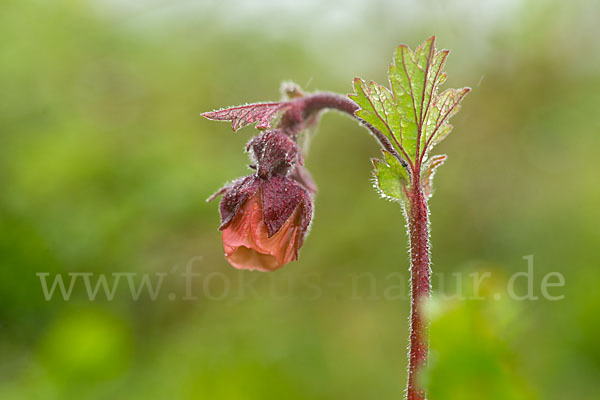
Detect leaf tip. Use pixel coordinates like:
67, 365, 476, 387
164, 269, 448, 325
352, 77, 366, 89
201, 111, 215, 120
425, 35, 436, 47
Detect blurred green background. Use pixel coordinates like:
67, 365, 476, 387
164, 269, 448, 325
1, 0, 599, 399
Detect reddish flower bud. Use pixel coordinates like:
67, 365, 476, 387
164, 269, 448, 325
211, 175, 313, 271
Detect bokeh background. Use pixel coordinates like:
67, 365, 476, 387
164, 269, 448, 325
1, 0, 599, 399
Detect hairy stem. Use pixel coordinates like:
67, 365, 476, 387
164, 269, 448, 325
406, 180, 430, 400
280, 93, 408, 168
299, 92, 359, 116
279, 92, 358, 137
281, 91, 431, 399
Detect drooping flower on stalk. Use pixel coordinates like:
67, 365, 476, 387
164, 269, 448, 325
203, 37, 471, 399
208, 130, 313, 271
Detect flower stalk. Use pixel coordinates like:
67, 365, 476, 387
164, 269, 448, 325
285, 93, 434, 399
299, 93, 434, 398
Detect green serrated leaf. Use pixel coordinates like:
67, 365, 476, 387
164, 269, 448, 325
372, 150, 411, 202
425, 87, 470, 152
351, 36, 470, 170
349, 78, 403, 155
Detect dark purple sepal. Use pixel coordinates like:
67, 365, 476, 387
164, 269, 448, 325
209, 176, 260, 230
261, 175, 313, 239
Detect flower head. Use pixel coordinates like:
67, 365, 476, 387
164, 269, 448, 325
209, 130, 313, 271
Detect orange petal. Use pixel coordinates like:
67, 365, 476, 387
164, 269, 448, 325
221, 194, 302, 271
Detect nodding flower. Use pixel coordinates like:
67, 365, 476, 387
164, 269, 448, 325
209, 130, 313, 271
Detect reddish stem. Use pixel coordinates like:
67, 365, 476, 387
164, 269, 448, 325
280, 92, 431, 399
279, 93, 408, 169
406, 177, 430, 400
